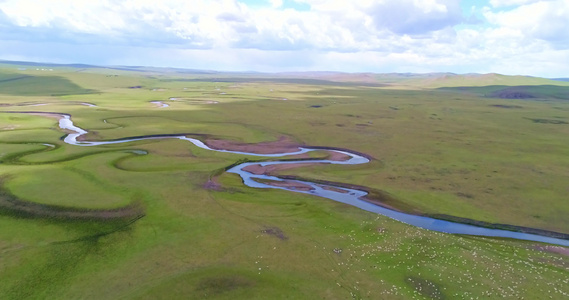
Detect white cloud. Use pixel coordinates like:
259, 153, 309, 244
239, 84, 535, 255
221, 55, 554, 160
269, 0, 283, 8
484, 0, 569, 46
0, 0, 464, 49
367, 0, 462, 35
489, 0, 553, 8
0, 0, 566, 76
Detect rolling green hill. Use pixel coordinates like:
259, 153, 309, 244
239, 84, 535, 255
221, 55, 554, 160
0, 60, 568, 299
438, 85, 569, 100
0, 71, 96, 96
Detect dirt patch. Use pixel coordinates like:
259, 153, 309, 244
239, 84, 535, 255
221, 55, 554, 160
405, 276, 445, 299
320, 185, 349, 193
267, 180, 313, 191
205, 136, 302, 155
261, 226, 287, 240
283, 152, 313, 159
203, 178, 222, 191
253, 178, 314, 191
24, 112, 63, 120
243, 163, 321, 175
534, 245, 569, 257
327, 151, 351, 161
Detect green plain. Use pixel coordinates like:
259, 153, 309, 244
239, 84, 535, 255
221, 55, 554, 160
0, 64, 568, 299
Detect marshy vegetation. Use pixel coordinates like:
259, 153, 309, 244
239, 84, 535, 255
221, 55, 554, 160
0, 63, 568, 299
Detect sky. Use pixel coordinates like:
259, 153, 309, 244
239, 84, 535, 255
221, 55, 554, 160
0, 0, 567, 77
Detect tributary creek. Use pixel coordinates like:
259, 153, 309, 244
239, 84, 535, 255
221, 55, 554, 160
32, 113, 569, 246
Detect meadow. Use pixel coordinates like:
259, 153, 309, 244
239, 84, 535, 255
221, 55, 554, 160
0, 62, 568, 299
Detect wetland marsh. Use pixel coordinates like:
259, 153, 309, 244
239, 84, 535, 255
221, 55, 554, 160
17, 111, 569, 245
1, 64, 569, 299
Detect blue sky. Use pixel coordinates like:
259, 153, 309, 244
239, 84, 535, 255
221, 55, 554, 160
0, 0, 567, 77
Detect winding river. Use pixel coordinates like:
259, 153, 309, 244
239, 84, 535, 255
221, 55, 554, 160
17, 113, 569, 246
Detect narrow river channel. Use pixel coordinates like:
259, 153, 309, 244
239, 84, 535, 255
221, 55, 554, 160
20, 113, 569, 246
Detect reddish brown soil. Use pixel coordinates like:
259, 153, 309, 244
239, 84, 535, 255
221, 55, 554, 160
320, 185, 349, 193
203, 178, 222, 191
534, 245, 569, 257
327, 151, 351, 161
243, 162, 322, 175
262, 179, 314, 191
27, 112, 61, 120
241, 150, 349, 176
262, 226, 288, 240
284, 153, 313, 159
205, 136, 302, 154
361, 196, 400, 212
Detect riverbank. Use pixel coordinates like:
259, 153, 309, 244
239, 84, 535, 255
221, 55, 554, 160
4, 110, 569, 246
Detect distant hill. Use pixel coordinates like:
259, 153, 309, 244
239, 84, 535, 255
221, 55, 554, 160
438, 85, 569, 100
0, 60, 99, 69
1, 59, 567, 89
0, 70, 97, 96
0, 60, 218, 75
401, 73, 569, 88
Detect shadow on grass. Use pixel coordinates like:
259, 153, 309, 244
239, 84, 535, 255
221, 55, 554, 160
437, 85, 569, 100
0, 176, 145, 221
0, 73, 97, 96
163, 77, 387, 87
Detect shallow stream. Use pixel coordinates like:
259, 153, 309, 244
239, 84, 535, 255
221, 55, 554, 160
41, 113, 569, 246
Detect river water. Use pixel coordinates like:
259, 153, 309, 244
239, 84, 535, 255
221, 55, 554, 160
48, 114, 569, 246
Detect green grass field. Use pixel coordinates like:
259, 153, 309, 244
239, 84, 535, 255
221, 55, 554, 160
0, 63, 568, 299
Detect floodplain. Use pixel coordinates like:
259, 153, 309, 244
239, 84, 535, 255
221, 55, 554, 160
1, 62, 569, 299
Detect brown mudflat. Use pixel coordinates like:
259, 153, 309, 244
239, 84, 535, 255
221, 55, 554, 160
260, 179, 314, 191
205, 136, 301, 154
243, 162, 321, 175
534, 245, 569, 257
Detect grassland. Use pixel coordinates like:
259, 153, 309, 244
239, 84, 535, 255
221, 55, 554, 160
0, 62, 568, 299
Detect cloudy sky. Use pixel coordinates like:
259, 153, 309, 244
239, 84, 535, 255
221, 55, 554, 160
0, 0, 567, 77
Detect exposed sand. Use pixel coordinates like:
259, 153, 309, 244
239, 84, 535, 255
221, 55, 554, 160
205, 136, 302, 154
327, 151, 351, 161
243, 162, 321, 175
320, 185, 349, 193
256, 179, 314, 191
203, 178, 222, 191
25, 112, 63, 120
534, 245, 569, 257
240, 146, 351, 176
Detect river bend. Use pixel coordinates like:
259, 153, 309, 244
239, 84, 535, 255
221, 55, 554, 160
19, 113, 569, 246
